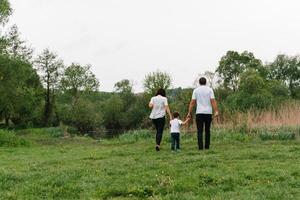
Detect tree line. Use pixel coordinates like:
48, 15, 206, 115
0, 1, 299, 134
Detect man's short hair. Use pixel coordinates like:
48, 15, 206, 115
199, 77, 207, 85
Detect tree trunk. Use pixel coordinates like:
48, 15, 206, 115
5, 117, 9, 127
43, 76, 51, 126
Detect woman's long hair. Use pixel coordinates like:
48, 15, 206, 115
156, 88, 166, 97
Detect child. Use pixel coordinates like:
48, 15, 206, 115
170, 112, 190, 151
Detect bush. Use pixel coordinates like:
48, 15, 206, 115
17, 127, 64, 138
58, 98, 103, 134
259, 131, 296, 141
118, 130, 152, 143
0, 129, 30, 147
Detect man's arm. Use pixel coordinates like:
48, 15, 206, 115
187, 99, 196, 118
210, 99, 219, 117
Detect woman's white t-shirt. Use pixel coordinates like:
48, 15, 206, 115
149, 95, 168, 119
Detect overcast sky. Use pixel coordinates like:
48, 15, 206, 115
9, 0, 300, 92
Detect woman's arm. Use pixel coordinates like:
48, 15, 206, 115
149, 102, 153, 109
149, 97, 154, 109
165, 105, 172, 120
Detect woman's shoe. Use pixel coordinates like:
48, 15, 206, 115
156, 145, 160, 151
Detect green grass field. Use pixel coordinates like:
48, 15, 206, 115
1, 128, 300, 200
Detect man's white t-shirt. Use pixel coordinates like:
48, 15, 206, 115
149, 95, 168, 119
170, 118, 183, 133
192, 86, 215, 114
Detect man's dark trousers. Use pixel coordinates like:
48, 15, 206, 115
196, 114, 212, 149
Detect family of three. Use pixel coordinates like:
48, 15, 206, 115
149, 77, 219, 151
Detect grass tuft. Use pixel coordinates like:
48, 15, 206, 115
0, 129, 30, 147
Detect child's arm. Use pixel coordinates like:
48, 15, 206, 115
181, 117, 190, 126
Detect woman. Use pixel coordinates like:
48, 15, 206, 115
149, 88, 172, 151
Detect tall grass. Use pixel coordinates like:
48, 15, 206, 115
213, 101, 300, 131
0, 129, 30, 147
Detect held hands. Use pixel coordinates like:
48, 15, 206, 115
185, 113, 192, 124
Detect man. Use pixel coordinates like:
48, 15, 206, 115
187, 77, 219, 150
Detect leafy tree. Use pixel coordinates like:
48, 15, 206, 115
194, 71, 220, 88
216, 51, 266, 91
114, 79, 133, 94
0, 0, 12, 53
143, 70, 172, 95
4, 25, 33, 61
102, 95, 124, 130
35, 49, 64, 126
0, 0, 11, 25
225, 70, 273, 111
60, 63, 99, 99
0, 54, 42, 127
58, 98, 102, 133
268, 54, 300, 98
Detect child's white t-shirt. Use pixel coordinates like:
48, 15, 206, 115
170, 118, 183, 133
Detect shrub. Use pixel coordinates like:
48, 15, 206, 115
118, 130, 152, 143
259, 131, 296, 141
0, 129, 30, 147
17, 127, 64, 138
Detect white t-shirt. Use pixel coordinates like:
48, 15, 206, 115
192, 86, 215, 114
149, 95, 168, 119
170, 118, 183, 133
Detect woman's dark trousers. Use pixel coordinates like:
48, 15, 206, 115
152, 117, 165, 146
196, 114, 212, 149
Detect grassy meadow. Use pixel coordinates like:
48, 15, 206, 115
1, 127, 300, 200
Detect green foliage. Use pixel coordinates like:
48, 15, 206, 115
4, 25, 33, 61
102, 94, 125, 130
114, 79, 133, 94
35, 49, 64, 126
268, 54, 300, 98
118, 129, 152, 144
143, 70, 172, 95
58, 98, 102, 133
0, 129, 30, 147
0, 54, 43, 127
17, 127, 65, 138
259, 131, 296, 141
169, 88, 193, 116
216, 51, 266, 91
0, 0, 11, 24
61, 63, 99, 98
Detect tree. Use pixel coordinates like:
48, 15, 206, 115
194, 71, 220, 88
0, 54, 42, 127
143, 70, 172, 95
216, 51, 266, 91
60, 63, 99, 99
35, 49, 64, 126
268, 54, 300, 98
0, 0, 12, 53
4, 25, 33, 61
225, 70, 273, 111
0, 0, 11, 25
102, 95, 124, 130
114, 79, 133, 94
